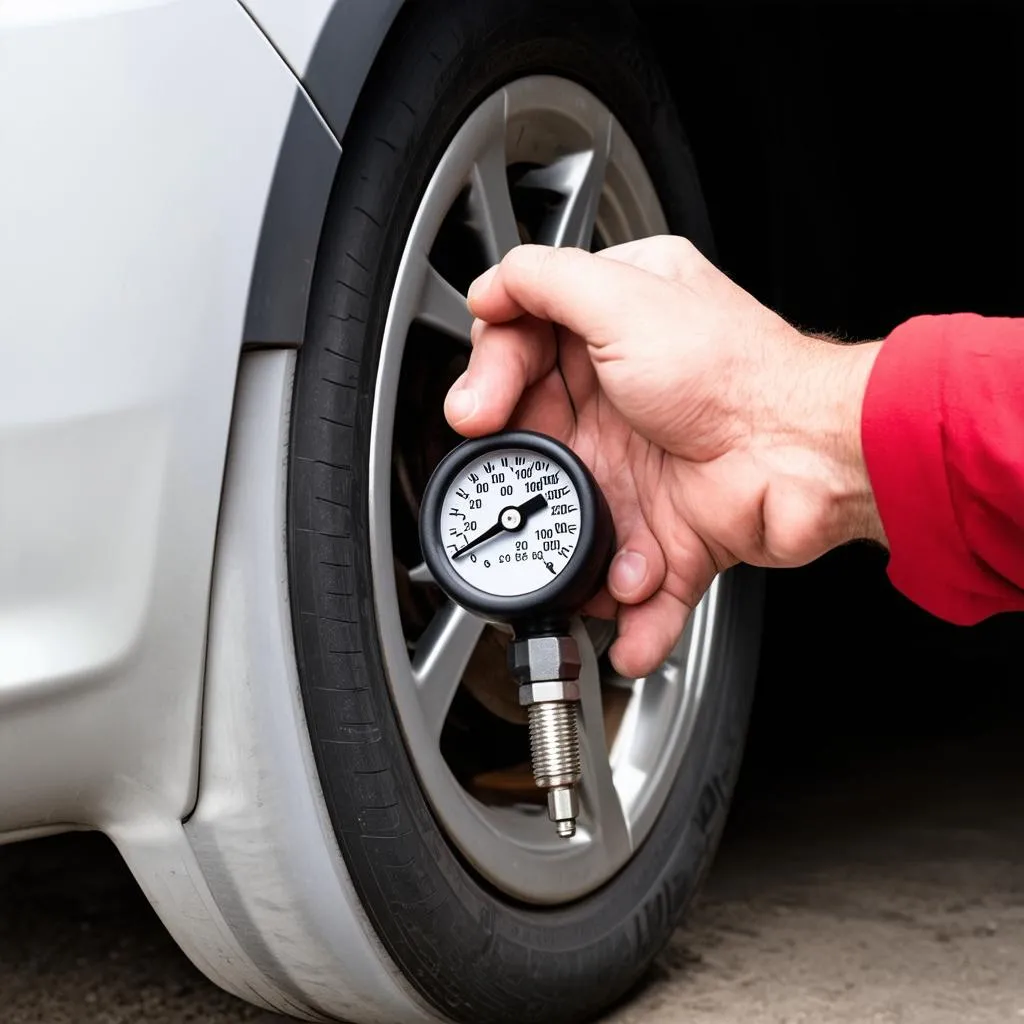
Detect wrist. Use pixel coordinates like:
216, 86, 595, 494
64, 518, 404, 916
802, 336, 887, 550
744, 328, 886, 565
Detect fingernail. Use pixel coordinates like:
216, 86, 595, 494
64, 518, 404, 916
446, 385, 478, 426
611, 550, 647, 596
467, 265, 499, 309
609, 641, 639, 680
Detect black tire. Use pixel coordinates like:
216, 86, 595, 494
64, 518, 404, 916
287, 2, 764, 1022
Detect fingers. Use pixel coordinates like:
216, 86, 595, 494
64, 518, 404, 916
444, 316, 556, 436
609, 526, 720, 677
466, 244, 670, 344
505, 364, 577, 442
595, 235, 708, 284
603, 527, 671, 677
580, 508, 670, 677
609, 590, 691, 679
607, 529, 666, 607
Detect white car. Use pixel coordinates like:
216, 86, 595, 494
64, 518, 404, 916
0, 1, 763, 1021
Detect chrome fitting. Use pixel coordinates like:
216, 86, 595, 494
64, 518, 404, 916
508, 635, 581, 684
517, 679, 580, 705
511, 634, 583, 840
547, 785, 580, 839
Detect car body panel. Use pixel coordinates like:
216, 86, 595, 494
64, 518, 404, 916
0, 0, 295, 834
299, 0, 405, 143
240, 91, 340, 347
238, 0, 339, 78
181, 350, 439, 1022
0, 1, 446, 1018
238, 0, 406, 347
241, 0, 405, 138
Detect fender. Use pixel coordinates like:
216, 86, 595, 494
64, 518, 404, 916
242, 0, 407, 346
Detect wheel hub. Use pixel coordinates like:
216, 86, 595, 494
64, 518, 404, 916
371, 76, 722, 903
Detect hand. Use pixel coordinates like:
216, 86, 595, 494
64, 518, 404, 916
445, 237, 885, 677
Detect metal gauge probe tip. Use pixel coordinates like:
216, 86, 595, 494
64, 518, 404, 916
419, 431, 615, 839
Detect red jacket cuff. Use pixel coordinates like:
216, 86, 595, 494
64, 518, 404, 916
861, 315, 1012, 624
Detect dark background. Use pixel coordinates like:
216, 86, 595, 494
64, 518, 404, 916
650, 1, 1022, 330
639, 0, 1024, 793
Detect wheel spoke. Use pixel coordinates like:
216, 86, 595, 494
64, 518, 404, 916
407, 560, 433, 584
550, 149, 607, 249
520, 110, 612, 250
572, 620, 633, 861
417, 263, 473, 345
468, 98, 520, 264
412, 600, 486, 737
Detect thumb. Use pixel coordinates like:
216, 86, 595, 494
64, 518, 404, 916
467, 244, 672, 344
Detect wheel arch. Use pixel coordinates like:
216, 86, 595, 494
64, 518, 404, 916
241, 0, 408, 347
239, 0, 707, 349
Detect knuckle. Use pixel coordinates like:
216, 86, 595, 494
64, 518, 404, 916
503, 242, 552, 276
649, 234, 682, 259
620, 235, 700, 283
505, 243, 582, 288
664, 235, 701, 273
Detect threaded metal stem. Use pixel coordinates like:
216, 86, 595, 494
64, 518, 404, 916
527, 701, 581, 789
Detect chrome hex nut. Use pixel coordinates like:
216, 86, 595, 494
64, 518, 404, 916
507, 635, 582, 684
518, 679, 581, 706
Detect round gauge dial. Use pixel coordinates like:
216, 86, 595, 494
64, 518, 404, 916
419, 431, 615, 628
440, 447, 582, 598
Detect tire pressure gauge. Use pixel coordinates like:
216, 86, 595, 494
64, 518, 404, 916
420, 430, 615, 838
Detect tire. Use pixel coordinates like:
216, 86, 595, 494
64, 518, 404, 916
287, 2, 764, 1022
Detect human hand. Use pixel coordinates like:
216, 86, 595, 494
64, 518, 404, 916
445, 237, 884, 677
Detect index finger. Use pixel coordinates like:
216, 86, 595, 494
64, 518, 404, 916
466, 244, 671, 344
444, 315, 557, 436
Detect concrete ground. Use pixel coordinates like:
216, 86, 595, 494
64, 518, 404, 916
3, 728, 1022, 1023
606, 737, 1024, 1024
3, 557, 1022, 1023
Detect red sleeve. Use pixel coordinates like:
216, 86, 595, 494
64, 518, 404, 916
861, 313, 1024, 623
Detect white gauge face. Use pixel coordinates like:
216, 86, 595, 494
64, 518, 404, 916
440, 447, 583, 598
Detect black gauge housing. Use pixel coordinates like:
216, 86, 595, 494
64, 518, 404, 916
419, 431, 615, 633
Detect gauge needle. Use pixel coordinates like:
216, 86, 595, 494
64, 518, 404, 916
453, 494, 547, 558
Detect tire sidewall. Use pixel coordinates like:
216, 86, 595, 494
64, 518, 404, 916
289, 2, 760, 1021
